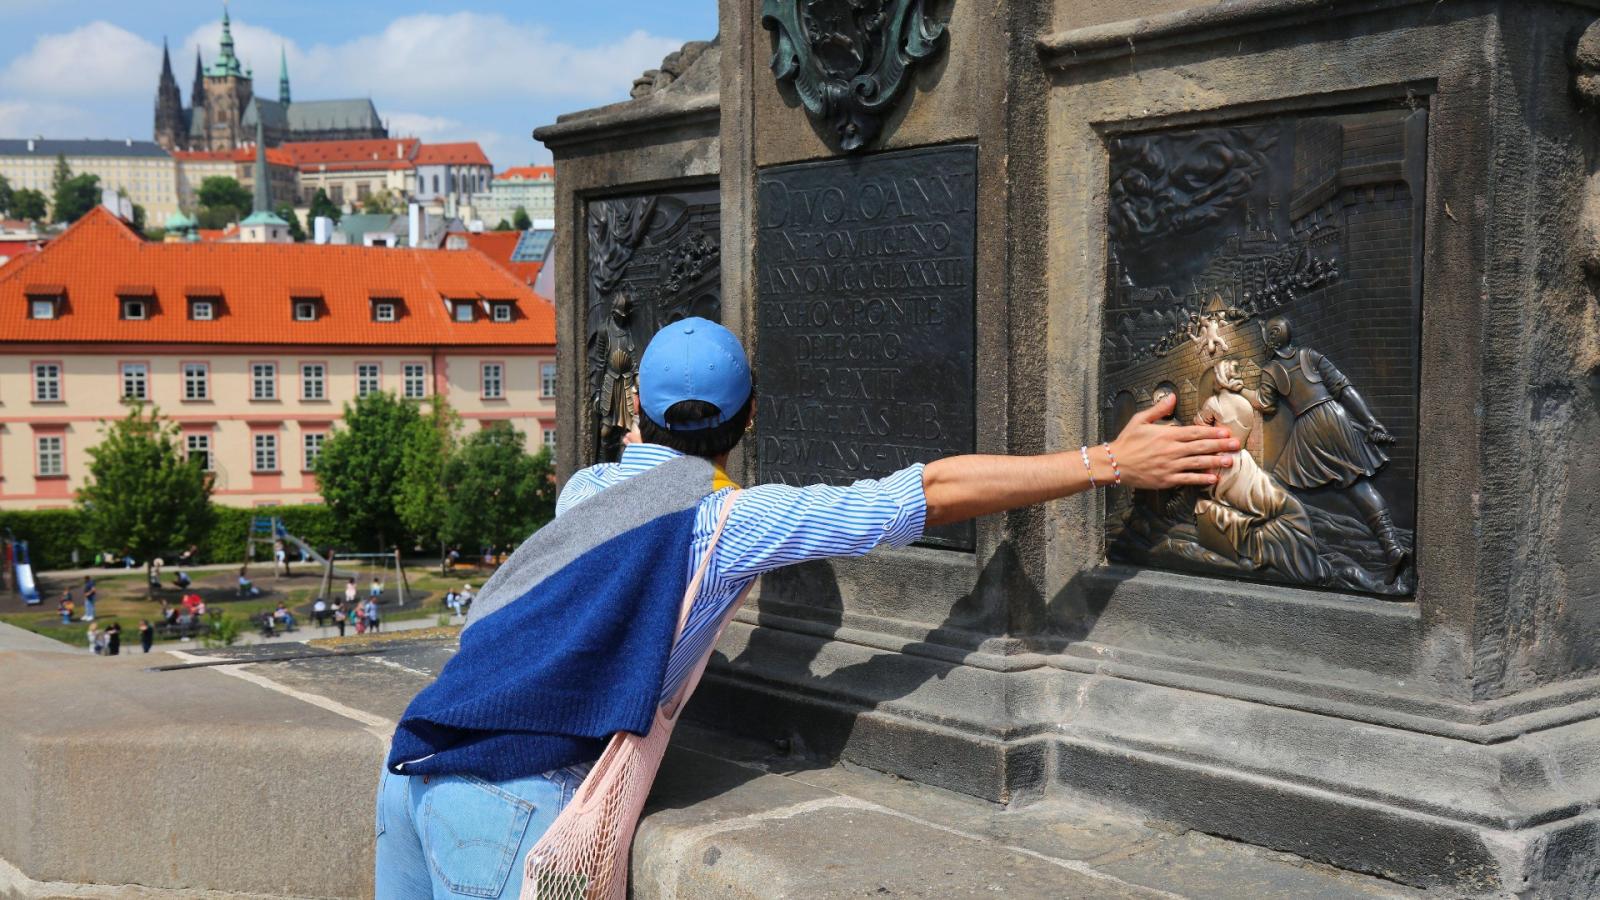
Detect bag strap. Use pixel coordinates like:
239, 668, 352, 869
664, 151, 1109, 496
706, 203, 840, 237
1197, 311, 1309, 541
671, 489, 740, 640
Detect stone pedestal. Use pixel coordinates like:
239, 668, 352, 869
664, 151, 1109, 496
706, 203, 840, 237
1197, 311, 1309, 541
541, 2, 1600, 894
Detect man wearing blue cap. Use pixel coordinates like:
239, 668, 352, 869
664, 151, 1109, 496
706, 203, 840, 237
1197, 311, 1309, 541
376, 317, 1237, 897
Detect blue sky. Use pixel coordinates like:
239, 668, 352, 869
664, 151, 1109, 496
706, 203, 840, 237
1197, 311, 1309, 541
0, 2, 719, 167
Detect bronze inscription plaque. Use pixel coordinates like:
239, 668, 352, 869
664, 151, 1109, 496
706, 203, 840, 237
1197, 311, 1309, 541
756, 145, 977, 549
1102, 106, 1425, 597
585, 186, 721, 463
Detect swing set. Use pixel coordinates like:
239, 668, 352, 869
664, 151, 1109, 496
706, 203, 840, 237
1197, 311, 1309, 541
317, 549, 412, 608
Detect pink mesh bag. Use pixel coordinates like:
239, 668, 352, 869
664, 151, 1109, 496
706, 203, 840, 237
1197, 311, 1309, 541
521, 491, 750, 900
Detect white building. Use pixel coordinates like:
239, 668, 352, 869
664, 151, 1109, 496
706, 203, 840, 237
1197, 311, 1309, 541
0, 138, 179, 223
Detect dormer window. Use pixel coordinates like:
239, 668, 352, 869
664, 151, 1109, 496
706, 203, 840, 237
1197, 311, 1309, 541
122, 299, 147, 320
117, 285, 155, 321
191, 300, 214, 321
294, 302, 317, 322
491, 303, 513, 322
375, 303, 396, 322
30, 297, 57, 319
454, 303, 474, 323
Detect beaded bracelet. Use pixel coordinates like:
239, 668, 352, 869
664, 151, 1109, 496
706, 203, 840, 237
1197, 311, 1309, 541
1080, 445, 1096, 489
1102, 442, 1122, 487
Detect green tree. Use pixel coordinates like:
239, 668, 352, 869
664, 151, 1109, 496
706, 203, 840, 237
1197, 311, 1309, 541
512, 206, 532, 231
492, 218, 513, 231
361, 189, 398, 215
275, 203, 306, 241
52, 173, 101, 224
50, 154, 72, 194
129, 202, 147, 233
0, 173, 13, 217
195, 175, 250, 229
76, 403, 214, 589
11, 188, 47, 221
440, 425, 555, 553
315, 391, 420, 549
395, 399, 461, 568
308, 188, 342, 224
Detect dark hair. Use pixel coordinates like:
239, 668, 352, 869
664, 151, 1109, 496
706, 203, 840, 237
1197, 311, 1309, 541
638, 394, 753, 459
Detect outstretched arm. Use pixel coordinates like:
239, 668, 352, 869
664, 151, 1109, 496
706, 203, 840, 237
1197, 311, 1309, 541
923, 393, 1237, 527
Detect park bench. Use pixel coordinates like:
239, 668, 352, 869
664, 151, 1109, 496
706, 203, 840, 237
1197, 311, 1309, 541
155, 620, 212, 641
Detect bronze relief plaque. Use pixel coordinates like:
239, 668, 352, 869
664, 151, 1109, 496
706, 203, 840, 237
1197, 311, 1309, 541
756, 144, 977, 549
1101, 106, 1426, 598
585, 186, 721, 463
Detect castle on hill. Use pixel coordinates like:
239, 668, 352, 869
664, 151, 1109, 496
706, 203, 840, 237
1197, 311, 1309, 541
154, 7, 387, 152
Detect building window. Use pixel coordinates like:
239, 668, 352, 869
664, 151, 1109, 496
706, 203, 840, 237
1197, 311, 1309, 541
375, 303, 396, 322
36, 436, 64, 477
251, 362, 277, 400
543, 428, 556, 452
294, 301, 317, 322
302, 363, 326, 400
357, 363, 381, 398
540, 362, 557, 398
253, 433, 278, 472
186, 434, 212, 471
121, 299, 146, 320
454, 302, 474, 323
482, 363, 504, 399
403, 363, 427, 399
432, 174, 439, 193
329, 185, 343, 204
32, 363, 61, 402
303, 432, 325, 471
30, 298, 56, 319
356, 182, 371, 200
183, 363, 209, 401
121, 363, 148, 400
191, 300, 214, 320
492, 303, 512, 322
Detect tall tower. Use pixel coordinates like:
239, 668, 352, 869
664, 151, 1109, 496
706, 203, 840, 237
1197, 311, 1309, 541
278, 46, 291, 105
153, 37, 185, 150
200, 4, 254, 150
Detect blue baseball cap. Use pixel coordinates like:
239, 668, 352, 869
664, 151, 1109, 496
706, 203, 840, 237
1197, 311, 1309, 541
638, 317, 753, 431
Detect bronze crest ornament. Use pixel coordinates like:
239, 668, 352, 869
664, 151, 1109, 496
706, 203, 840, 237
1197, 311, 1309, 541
761, 0, 947, 152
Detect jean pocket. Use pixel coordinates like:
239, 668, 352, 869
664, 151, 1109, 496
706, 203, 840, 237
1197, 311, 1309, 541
422, 775, 536, 898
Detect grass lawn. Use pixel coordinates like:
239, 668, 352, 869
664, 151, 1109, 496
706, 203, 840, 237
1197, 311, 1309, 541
0, 563, 472, 649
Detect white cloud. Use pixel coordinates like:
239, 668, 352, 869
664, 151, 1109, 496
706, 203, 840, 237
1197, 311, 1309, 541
385, 112, 463, 141
0, 21, 160, 98
0, 99, 99, 137
179, 13, 680, 104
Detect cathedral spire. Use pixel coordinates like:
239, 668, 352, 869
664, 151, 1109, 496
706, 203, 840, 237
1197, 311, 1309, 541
192, 47, 205, 107
159, 37, 175, 83
278, 46, 291, 104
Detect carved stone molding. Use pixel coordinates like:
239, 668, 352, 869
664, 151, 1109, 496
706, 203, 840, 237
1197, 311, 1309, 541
760, 0, 947, 153
1575, 19, 1600, 108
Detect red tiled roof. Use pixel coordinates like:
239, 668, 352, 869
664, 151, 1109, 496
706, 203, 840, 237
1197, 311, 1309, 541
495, 166, 554, 182
0, 207, 554, 347
282, 138, 420, 169
455, 231, 543, 286
0, 243, 42, 274
174, 146, 295, 166
197, 225, 239, 242
415, 142, 491, 167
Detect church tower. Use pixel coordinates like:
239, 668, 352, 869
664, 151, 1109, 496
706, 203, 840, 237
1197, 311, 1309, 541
191, 47, 206, 122
153, 37, 185, 150
199, 5, 254, 151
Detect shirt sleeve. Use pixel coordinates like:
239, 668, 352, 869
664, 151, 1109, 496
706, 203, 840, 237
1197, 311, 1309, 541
554, 466, 607, 517
710, 464, 928, 582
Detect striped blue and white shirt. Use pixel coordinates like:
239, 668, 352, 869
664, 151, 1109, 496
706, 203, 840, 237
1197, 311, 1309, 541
555, 443, 927, 704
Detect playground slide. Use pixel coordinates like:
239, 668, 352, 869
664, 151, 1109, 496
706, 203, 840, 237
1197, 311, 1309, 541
15, 560, 40, 605
277, 531, 356, 580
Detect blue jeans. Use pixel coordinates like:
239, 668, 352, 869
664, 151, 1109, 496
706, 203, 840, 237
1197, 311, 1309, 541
375, 767, 585, 899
